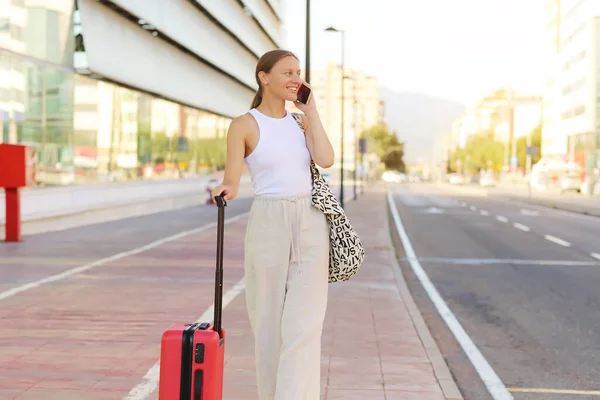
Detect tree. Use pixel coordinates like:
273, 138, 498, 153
516, 124, 542, 168
382, 147, 406, 172
361, 124, 406, 172
449, 135, 504, 175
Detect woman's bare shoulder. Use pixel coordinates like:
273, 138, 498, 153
228, 112, 258, 138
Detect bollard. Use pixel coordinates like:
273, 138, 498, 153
0, 143, 35, 242
4, 188, 21, 241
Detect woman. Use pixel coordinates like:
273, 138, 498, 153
211, 49, 334, 399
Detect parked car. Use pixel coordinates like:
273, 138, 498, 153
479, 173, 496, 187
408, 173, 424, 183
560, 173, 582, 193
448, 173, 465, 185
381, 170, 407, 183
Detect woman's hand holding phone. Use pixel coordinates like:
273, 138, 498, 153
294, 80, 317, 116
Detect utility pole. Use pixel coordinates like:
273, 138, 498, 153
324, 26, 345, 207
340, 32, 345, 208
352, 75, 358, 200
305, 0, 310, 83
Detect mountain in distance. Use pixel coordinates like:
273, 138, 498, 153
379, 86, 465, 164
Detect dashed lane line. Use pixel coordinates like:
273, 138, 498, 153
462, 203, 595, 254
544, 235, 571, 247
513, 223, 530, 232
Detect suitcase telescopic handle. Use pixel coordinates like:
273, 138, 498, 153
213, 194, 226, 338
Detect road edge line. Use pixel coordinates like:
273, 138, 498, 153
385, 204, 464, 399
386, 186, 513, 400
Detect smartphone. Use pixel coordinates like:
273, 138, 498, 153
296, 83, 312, 105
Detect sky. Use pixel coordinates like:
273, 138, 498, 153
280, 0, 547, 107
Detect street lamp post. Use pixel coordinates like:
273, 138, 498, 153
305, 0, 310, 84
325, 26, 345, 208
343, 74, 358, 200
352, 76, 357, 200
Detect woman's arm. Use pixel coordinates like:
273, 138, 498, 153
211, 115, 249, 201
295, 86, 335, 168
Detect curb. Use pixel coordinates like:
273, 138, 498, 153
0, 190, 204, 228
383, 190, 464, 400
0, 183, 255, 231
390, 254, 463, 400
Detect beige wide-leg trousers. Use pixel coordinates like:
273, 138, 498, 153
244, 194, 329, 400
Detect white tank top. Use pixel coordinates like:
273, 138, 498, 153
245, 108, 312, 197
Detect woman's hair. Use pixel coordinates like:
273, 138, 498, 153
250, 49, 298, 109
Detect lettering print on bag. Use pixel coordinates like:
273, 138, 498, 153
291, 113, 365, 283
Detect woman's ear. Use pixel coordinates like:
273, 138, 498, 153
258, 71, 268, 86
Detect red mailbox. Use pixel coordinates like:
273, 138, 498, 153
0, 143, 35, 242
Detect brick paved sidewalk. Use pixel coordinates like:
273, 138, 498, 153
218, 183, 462, 400
0, 183, 462, 400
0, 215, 250, 400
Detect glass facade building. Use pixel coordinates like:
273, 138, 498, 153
0, 0, 283, 186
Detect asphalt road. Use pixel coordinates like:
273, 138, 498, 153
456, 182, 600, 217
389, 183, 600, 400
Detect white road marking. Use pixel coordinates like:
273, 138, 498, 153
0, 212, 250, 302
591, 253, 600, 261
397, 195, 429, 207
496, 215, 508, 223
388, 187, 513, 400
405, 257, 599, 266
469, 205, 477, 211
544, 235, 571, 247
491, 194, 596, 222
508, 388, 600, 395
513, 223, 530, 232
422, 206, 445, 214
520, 209, 539, 216
480, 210, 489, 216
122, 279, 246, 400
429, 196, 462, 208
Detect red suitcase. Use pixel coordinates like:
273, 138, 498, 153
158, 195, 227, 400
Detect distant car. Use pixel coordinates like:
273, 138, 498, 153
381, 170, 406, 183
448, 173, 465, 185
479, 173, 496, 187
408, 173, 424, 183
560, 173, 581, 193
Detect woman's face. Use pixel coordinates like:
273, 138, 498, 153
262, 56, 302, 102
